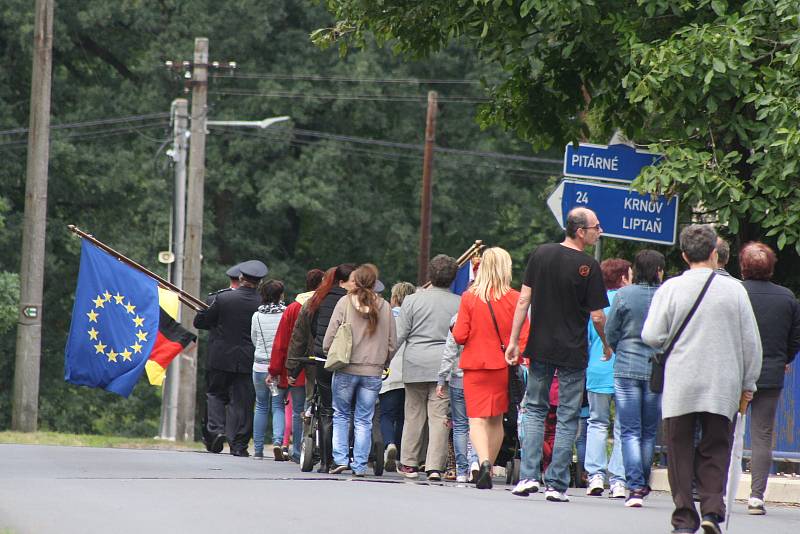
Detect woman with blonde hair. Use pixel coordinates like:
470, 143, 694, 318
453, 247, 528, 489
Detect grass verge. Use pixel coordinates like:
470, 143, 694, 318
0, 431, 203, 450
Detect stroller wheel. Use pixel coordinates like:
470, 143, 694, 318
506, 460, 514, 485
372, 440, 385, 476
300, 436, 315, 472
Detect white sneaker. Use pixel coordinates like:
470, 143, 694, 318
610, 481, 627, 499
511, 478, 540, 496
384, 443, 397, 472
625, 494, 643, 507
456, 475, 468, 483
545, 486, 570, 502
469, 461, 480, 483
748, 497, 766, 515
587, 474, 605, 496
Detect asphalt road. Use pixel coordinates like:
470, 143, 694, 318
0, 444, 797, 534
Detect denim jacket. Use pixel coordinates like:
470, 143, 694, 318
605, 283, 659, 381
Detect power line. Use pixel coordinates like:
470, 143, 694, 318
288, 128, 562, 166
208, 89, 490, 104
0, 112, 170, 137
208, 126, 559, 178
210, 72, 482, 85
0, 121, 170, 148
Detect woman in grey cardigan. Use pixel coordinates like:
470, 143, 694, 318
642, 225, 762, 534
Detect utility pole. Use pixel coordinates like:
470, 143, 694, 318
12, 0, 54, 432
417, 91, 438, 286
158, 98, 189, 440
176, 37, 209, 442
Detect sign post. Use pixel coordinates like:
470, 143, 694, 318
547, 179, 679, 245
563, 142, 662, 183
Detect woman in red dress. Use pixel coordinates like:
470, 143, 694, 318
452, 247, 528, 489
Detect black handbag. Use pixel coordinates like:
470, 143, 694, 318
649, 272, 716, 393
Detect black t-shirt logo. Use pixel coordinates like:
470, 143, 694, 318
578, 265, 590, 277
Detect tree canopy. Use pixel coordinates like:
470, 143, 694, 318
0, 0, 563, 435
316, 0, 800, 251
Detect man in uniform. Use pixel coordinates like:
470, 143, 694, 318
195, 260, 267, 456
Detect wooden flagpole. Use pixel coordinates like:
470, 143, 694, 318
422, 239, 484, 289
67, 225, 208, 311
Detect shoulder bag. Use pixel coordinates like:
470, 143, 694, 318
649, 272, 716, 393
487, 297, 525, 411
324, 297, 353, 372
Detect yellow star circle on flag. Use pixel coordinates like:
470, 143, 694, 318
87, 288, 149, 365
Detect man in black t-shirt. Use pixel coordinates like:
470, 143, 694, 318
505, 207, 612, 502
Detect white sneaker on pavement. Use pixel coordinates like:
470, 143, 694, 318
610, 481, 627, 499
586, 474, 605, 496
469, 461, 480, 483
456, 475, 468, 483
511, 478, 540, 496
748, 497, 766, 515
545, 486, 570, 502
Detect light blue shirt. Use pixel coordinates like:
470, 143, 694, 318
586, 289, 616, 394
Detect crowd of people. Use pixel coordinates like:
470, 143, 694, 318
192, 207, 798, 534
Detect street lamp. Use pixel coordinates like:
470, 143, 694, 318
205, 115, 290, 133
158, 111, 290, 441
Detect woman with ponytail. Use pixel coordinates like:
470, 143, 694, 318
323, 264, 397, 476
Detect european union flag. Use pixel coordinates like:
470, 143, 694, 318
65, 241, 160, 397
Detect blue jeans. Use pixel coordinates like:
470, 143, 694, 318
449, 385, 477, 477
575, 412, 588, 465
520, 360, 585, 491
253, 371, 283, 453
585, 392, 625, 484
379, 388, 404, 449
279, 385, 306, 462
614, 377, 661, 490
332, 372, 382, 474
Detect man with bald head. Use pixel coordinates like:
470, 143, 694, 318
507, 207, 612, 502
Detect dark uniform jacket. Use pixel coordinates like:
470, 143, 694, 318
742, 279, 800, 389
311, 287, 348, 361
194, 285, 261, 373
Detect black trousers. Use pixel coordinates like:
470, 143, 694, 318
206, 369, 255, 453
315, 361, 334, 468
665, 412, 732, 530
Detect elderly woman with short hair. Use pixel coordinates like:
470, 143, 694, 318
739, 242, 800, 515
396, 255, 461, 481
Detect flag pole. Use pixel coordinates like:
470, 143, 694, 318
422, 239, 484, 289
67, 225, 208, 312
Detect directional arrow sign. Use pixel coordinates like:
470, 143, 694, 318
547, 179, 679, 245
564, 143, 662, 183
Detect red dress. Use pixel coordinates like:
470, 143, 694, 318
452, 289, 529, 417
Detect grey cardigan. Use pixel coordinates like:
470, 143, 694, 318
396, 287, 461, 383
642, 268, 763, 420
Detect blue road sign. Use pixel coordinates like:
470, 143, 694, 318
547, 179, 679, 245
563, 143, 662, 183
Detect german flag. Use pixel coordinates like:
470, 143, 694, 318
144, 288, 196, 386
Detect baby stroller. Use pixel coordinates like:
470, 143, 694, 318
500, 364, 526, 485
